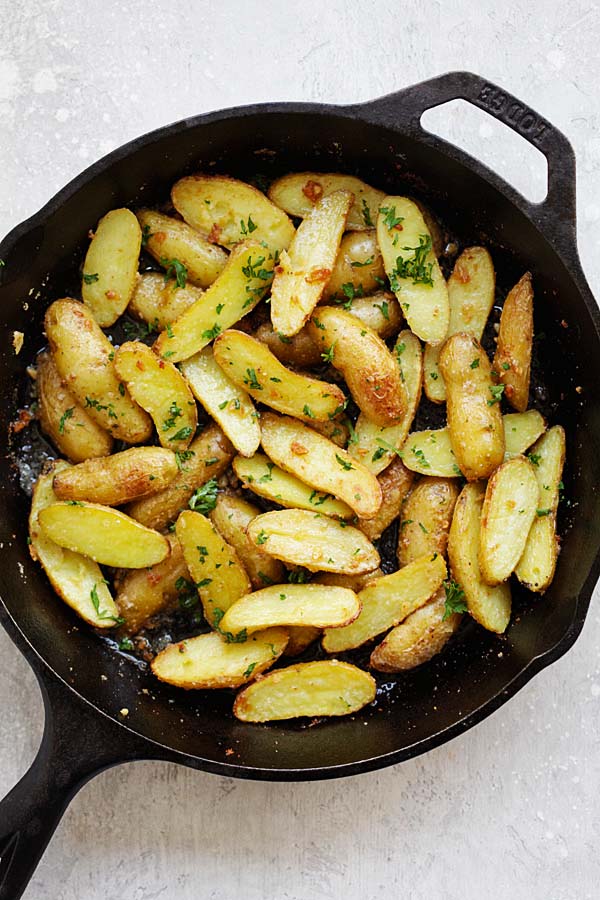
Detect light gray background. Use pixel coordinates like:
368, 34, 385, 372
2, 1, 599, 898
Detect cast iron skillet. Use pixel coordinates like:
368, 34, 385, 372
0, 71, 599, 899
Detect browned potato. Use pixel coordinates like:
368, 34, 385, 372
254, 321, 323, 368
36, 351, 114, 462
127, 424, 234, 530
45, 299, 153, 443
493, 273, 533, 412
210, 493, 286, 589
52, 447, 178, 506
128, 272, 204, 330
308, 307, 406, 426
397, 477, 460, 566
283, 626, 322, 657
322, 231, 386, 300
268, 172, 385, 231
342, 293, 403, 339
358, 458, 414, 542
220, 584, 361, 634
313, 569, 383, 591
81, 208, 141, 327
137, 209, 227, 288
439, 333, 505, 481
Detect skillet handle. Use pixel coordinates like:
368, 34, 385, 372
355, 70, 577, 248
0, 672, 160, 900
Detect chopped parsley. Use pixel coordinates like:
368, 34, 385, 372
536, 508, 552, 517
90, 583, 123, 625
240, 215, 258, 236
85, 396, 117, 419
351, 255, 374, 268
243, 368, 262, 391
212, 607, 247, 644
175, 450, 195, 471
335, 453, 354, 471
201, 324, 221, 341
321, 342, 336, 363
287, 569, 309, 583
388, 234, 434, 290
188, 478, 219, 513
141, 224, 153, 247
527, 452, 541, 466
255, 530, 269, 545
375, 299, 390, 320
443, 579, 468, 620
58, 406, 74, 434
118, 637, 134, 652
361, 198, 374, 227
243, 662, 257, 678
257, 462, 275, 483
160, 257, 188, 289
380, 205, 404, 231
162, 400, 183, 431
82, 272, 99, 284
470, 358, 480, 369
411, 446, 430, 468
303, 404, 315, 419
487, 384, 505, 406
170, 426, 193, 442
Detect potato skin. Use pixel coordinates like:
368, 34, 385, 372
128, 272, 203, 330
397, 477, 460, 566
322, 230, 386, 300
81, 208, 141, 327
52, 447, 178, 506
36, 351, 114, 462
439, 333, 504, 481
493, 273, 533, 413
210, 493, 285, 590
137, 209, 227, 288
358, 458, 414, 542
254, 322, 323, 368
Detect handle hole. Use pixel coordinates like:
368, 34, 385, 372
421, 99, 548, 204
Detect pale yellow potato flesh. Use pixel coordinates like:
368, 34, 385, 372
254, 322, 323, 368
179, 347, 260, 458
493, 273, 534, 413
36, 351, 114, 462
233, 660, 377, 722
397, 477, 460, 566
126, 424, 234, 530
137, 209, 227, 288
116, 534, 190, 635
439, 333, 505, 481
339, 292, 403, 339
350, 330, 422, 474
114, 341, 197, 451
322, 230, 386, 299
370, 590, 462, 672
210, 493, 285, 590
171, 174, 295, 251
29, 462, 120, 628
247, 509, 380, 575
268, 172, 385, 231
358, 458, 414, 542
175, 510, 251, 629
516, 426, 566, 592
154, 241, 275, 363
38, 502, 170, 569
128, 272, 204, 330
260, 413, 382, 519
308, 307, 406, 426
270, 190, 352, 336
322, 554, 446, 653
503, 410, 546, 458
45, 299, 153, 443
448, 483, 511, 633
221, 584, 361, 633
152, 628, 289, 689
81, 208, 141, 327
52, 446, 178, 506
308, 418, 349, 447
213, 329, 346, 423
283, 626, 322, 656
377, 196, 449, 343
312, 569, 383, 592
423, 247, 495, 402
232, 452, 353, 519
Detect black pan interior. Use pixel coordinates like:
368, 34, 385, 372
1, 107, 599, 776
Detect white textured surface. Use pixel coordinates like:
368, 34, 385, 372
2, 1, 600, 898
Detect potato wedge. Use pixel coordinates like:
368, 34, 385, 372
270, 190, 352, 336
45, 299, 153, 443
114, 341, 197, 451
439, 333, 504, 481
340, 292, 402, 339
175, 509, 251, 629
247, 509, 380, 575
36, 351, 114, 462
268, 172, 385, 231
233, 452, 353, 519
260, 413, 382, 519
221, 584, 360, 634
308, 307, 406, 426
312, 569, 383, 592
516, 426, 566, 592
116, 534, 191, 635
38, 502, 170, 569
504, 410, 546, 458
254, 322, 323, 368
448, 483, 511, 633
423, 247, 495, 402
127, 424, 234, 530
137, 209, 227, 288
179, 347, 260, 458
322, 230, 386, 299
152, 628, 288, 689
81, 208, 141, 327
322, 554, 446, 653
397, 477, 460, 566
171, 174, 295, 251
283, 626, 322, 657
377, 196, 449, 343
210, 493, 285, 590
128, 272, 204, 330
213, 329, 345, 422
29, 462, 120, 628
493, 273, 533, 412
308, 418, 349, 448
350, 330, 422, 474
233, 660, 376, 722
370, 589, 461, 672
478, 456, 539, 584
52, 446, 178, 506
358, 458, 414, 542
154, 241, 275, 363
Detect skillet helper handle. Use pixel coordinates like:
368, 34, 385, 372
357, 70, 577, 248
0, 674, 156, 900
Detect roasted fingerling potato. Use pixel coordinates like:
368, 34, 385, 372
493, 272, 534, 413
81, 208, 141, 327
268, 172, 385, 231
397, 477, 460, 566
322, 230, 386, 300
210, 493, 286, 590
128, 272, 204, 330
137, 209, 227, 288
358, 458, 414, 542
